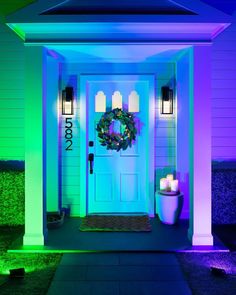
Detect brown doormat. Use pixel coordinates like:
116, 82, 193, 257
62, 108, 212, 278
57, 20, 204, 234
79, 215, 152, 232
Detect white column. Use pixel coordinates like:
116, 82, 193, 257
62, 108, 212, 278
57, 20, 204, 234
23, 46, 47, 246
46, 56, 59, 212
188, 46, 213, 245
176, 51, 191, 220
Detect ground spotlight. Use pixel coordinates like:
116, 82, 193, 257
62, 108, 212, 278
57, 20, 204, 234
9, 268, 25, 279
210, 267, 227, 277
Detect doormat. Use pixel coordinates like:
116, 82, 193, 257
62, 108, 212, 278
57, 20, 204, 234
79, 215, 152, 232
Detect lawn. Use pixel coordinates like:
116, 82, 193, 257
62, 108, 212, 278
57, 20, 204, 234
0, 226, 61, 295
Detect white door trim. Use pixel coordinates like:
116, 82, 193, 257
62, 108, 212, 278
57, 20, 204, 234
80, 74, 155, 217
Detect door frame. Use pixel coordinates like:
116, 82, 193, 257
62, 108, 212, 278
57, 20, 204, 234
80, 74, 155, 217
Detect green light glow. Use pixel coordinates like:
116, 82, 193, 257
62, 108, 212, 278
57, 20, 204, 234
8, 249, 104, 253
7, 24, 25, 41
0, 270, 10, 275
0, 253, 61, 276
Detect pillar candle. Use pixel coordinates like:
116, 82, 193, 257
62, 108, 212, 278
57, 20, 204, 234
166, 174, 174, 181
170, 180, 179, 192
160, 178, 169, 190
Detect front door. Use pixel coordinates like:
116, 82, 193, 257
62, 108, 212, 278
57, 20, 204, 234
81, 75, 154, 215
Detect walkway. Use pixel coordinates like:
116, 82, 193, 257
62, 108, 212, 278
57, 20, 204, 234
47, 253, 192, 295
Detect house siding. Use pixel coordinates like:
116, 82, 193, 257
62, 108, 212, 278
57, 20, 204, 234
211, 14, 236, 160
0, 24, 25, 160
2, 21, 236, 163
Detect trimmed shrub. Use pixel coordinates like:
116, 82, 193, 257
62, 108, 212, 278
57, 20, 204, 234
0, 171, 25, 225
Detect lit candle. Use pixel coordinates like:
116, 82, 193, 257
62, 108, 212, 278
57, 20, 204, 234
160, 178, 169, 191
170, 180, 179, 192
166, 174, 174, 181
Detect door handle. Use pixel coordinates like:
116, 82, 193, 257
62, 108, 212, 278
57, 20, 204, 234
88, 153, 94, 174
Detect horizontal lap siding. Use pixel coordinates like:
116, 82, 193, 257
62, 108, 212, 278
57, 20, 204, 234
0, 24, 25, 160
59, 96, 80, 215
155, 79, 176, 185
212, 14, 236, 160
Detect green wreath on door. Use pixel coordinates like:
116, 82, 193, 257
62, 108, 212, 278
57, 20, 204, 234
96, 108, 137, 151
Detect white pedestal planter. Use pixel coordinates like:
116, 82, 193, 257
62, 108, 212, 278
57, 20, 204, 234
156, 191, 184, 225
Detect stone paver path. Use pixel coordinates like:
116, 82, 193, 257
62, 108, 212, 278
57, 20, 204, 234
47, 253, 192, 295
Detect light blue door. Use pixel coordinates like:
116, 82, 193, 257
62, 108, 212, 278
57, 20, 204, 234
87, 75, 153, 214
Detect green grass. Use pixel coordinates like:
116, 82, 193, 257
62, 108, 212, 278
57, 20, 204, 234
0, 226, 61, 294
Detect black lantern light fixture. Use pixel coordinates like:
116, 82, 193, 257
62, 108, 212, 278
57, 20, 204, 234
161, 86, 173, 115
62, 86, 74, 115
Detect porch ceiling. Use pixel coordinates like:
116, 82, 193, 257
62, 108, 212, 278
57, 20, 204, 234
46, 44, 190, 63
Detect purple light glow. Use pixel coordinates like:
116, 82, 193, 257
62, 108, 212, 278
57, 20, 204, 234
180, 253, 236, 275
47, 49, 60, 59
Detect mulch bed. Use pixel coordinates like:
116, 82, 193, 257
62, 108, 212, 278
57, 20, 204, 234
176, 252, 236, 295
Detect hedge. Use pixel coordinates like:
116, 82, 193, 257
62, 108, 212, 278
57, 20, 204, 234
0, 171, 25, 225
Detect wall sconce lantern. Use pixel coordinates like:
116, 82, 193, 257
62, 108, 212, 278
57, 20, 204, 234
161, 86, 173, 115
62, 86, 74, 115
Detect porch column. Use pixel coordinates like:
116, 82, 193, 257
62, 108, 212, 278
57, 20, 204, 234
176, 51, 191, 220
23, 46, 47, 246
46, 55, 59, 212
188, 46, 213, 245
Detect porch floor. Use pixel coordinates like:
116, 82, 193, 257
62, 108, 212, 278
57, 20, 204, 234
8, 217, 228, 253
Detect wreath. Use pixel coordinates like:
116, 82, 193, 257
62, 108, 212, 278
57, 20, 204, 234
96, 108, 137, 151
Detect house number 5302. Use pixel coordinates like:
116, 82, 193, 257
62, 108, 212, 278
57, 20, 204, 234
65, 118, 73, 151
